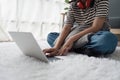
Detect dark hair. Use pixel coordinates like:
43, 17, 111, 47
68, 0, 78, 3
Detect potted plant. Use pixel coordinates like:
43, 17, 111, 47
64, 0, 71, 11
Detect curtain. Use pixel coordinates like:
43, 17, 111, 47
0, 0, 66, 41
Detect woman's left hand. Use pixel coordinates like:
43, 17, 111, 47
57, 38, 74, 56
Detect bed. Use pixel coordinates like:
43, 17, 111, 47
0, 40, 120, 80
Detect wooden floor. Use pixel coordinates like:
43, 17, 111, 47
111, 29, 120, 46
118, 42, 120, 46
110, 29, 120, 34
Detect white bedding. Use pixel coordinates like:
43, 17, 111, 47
0, 40, 120, 80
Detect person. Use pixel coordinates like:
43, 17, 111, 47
43, 0, 118, 57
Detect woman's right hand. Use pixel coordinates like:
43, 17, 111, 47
43, 48, 59, 57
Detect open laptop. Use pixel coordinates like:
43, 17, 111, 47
9, 32, 61, 63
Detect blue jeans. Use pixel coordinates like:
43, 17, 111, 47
47, 31, 118, 55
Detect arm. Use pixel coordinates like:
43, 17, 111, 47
43, 3, 75, 56
54, 24, 72, 49
70, 0, 109, 42
58, 17, 106, 55
69, 17, 106, 42
43, 24, 72, 56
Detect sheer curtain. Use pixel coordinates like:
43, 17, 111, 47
0, 0, 66, 41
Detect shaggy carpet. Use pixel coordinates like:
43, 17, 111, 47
0, 41, 120, 80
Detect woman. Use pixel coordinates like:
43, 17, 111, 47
43, 0, 118, 57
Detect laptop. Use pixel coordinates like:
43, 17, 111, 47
9, 32, 61, 63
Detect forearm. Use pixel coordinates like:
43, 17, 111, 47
70, 17, 106, 42
70, 26, 101, 42
53, 24, 72, 49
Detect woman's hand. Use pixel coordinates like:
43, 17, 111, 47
43, 37, 75, 56
43, 48, 59, 57
57, 38, 74, 56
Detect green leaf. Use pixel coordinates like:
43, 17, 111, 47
64, 7, 69, 10
65, 0, 69, 4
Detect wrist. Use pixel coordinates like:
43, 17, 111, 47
69, 36, 76, 42
53, 46, 60, 50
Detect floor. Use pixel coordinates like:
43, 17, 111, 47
111, 29, 120, 46
0, 42, 120, 80
118, 42, 120, 46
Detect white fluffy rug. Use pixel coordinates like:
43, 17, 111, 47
0, 41, 120, 80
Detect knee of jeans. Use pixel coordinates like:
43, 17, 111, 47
48, 32, 59, 37
95, 31, 118, 44
103, 31, 118, 45
93, 32, 118, 54
47, 32, 59, 47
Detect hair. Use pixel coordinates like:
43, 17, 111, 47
68, 0, 78, 3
